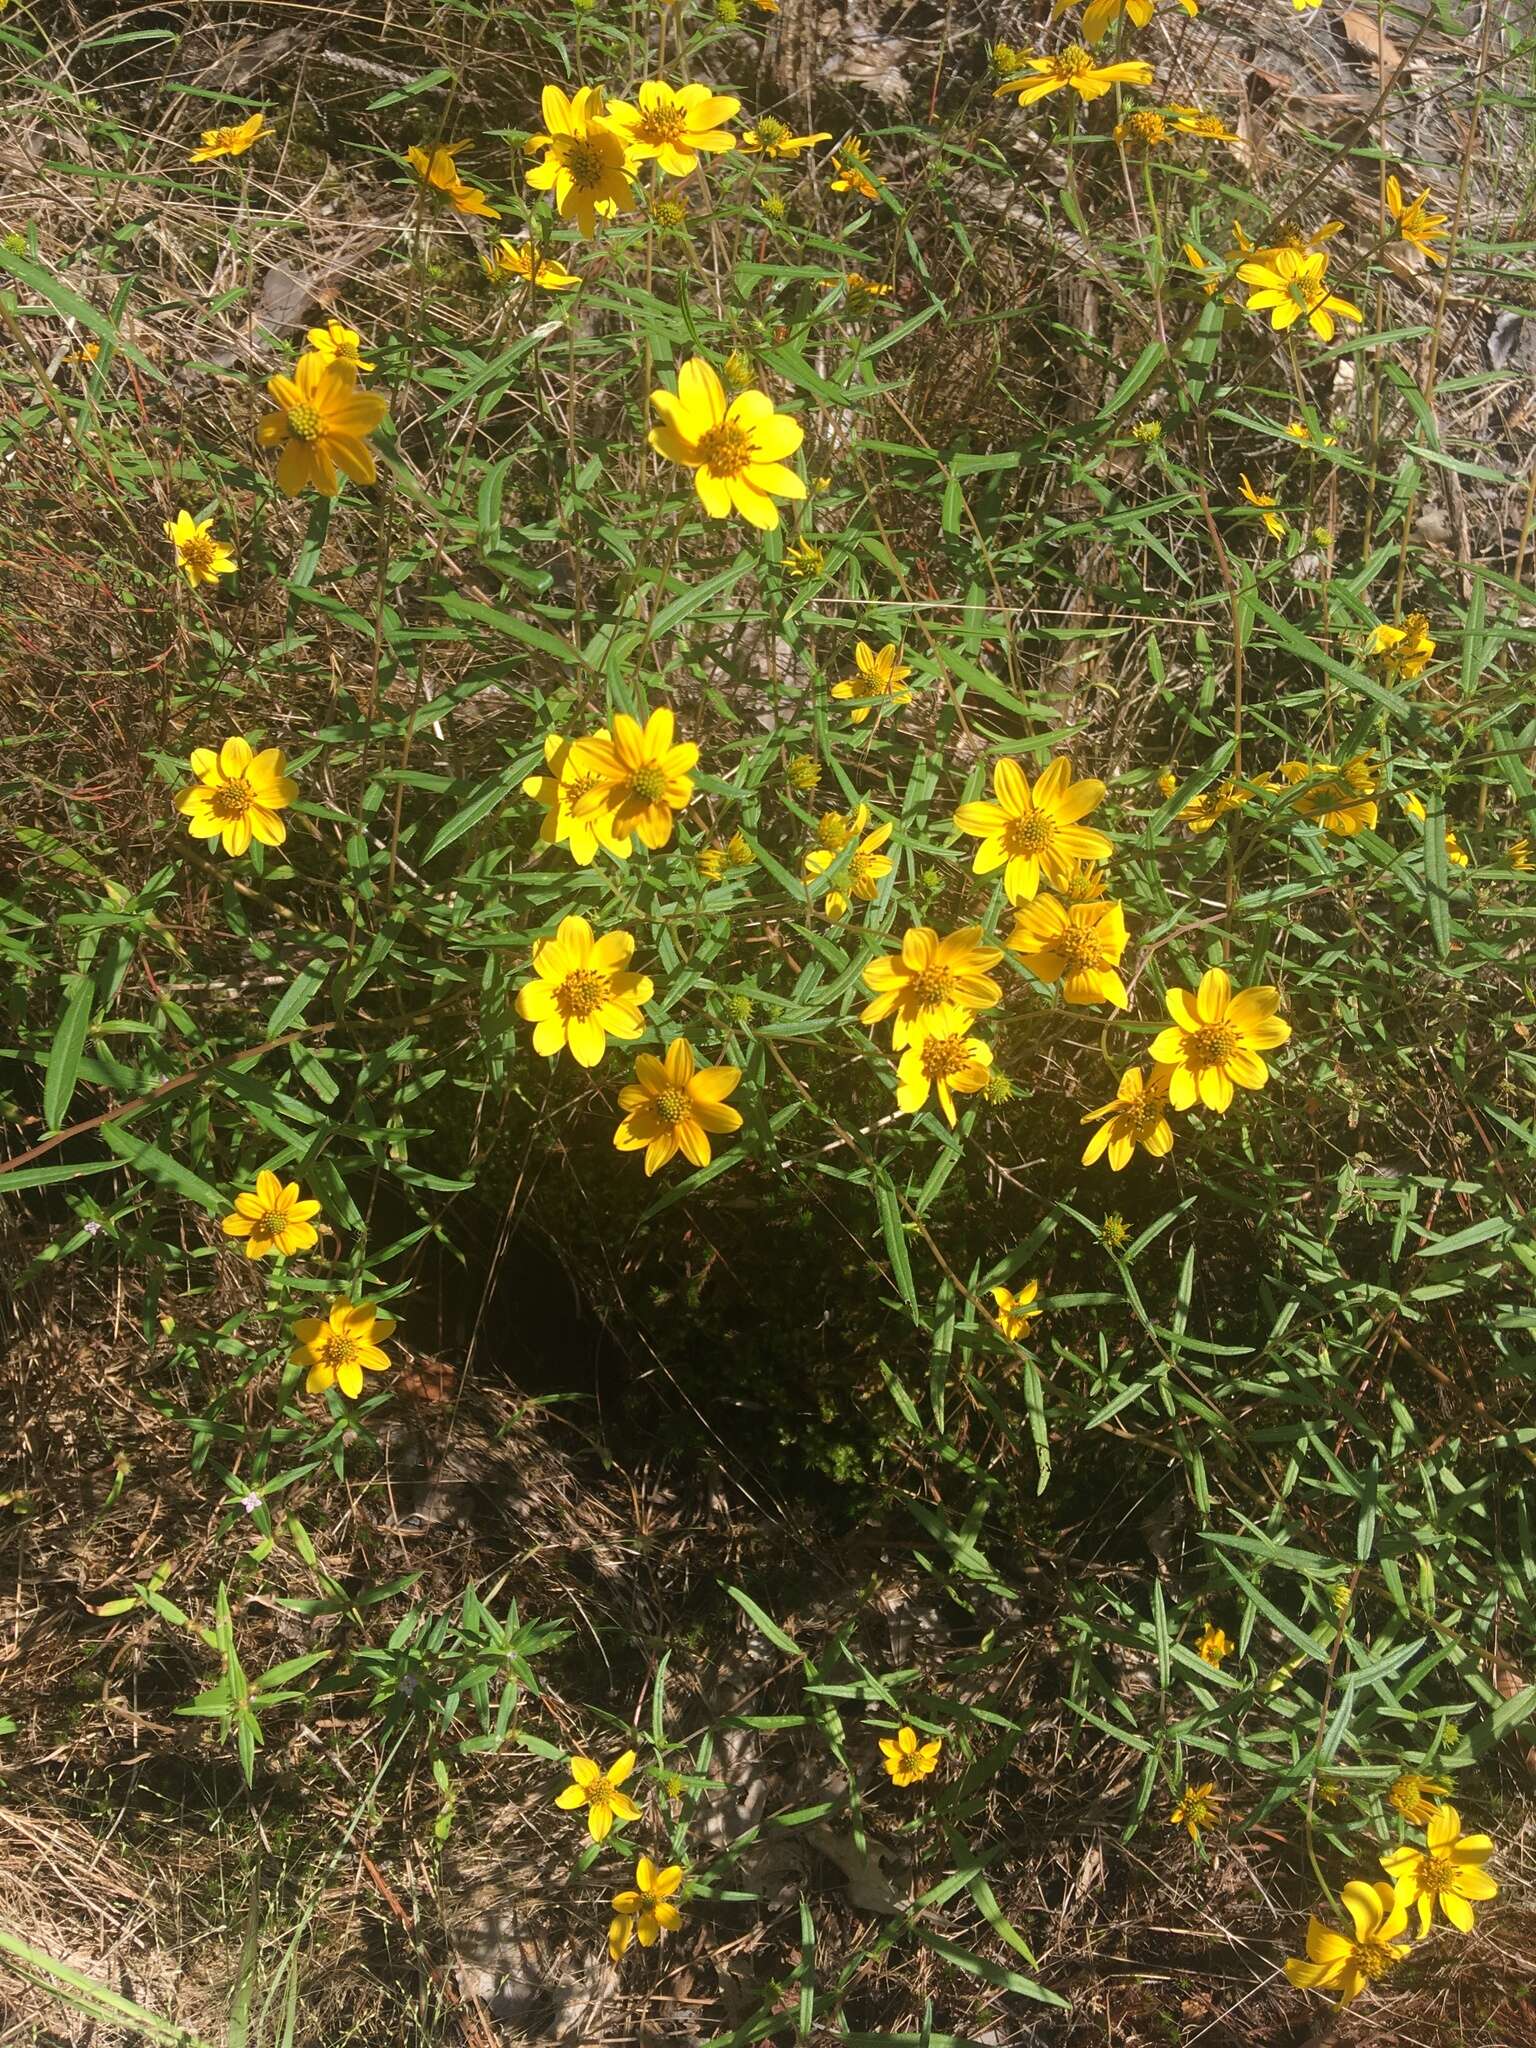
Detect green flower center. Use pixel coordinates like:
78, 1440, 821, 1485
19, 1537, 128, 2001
920, 1034, 970, 1082
258, 1210, 287, 1238
1057, 43, 1095, 75
753, 116, 789, 144
557, 967, 608, 1020
697, 421, 755, 478
1003, 811, 1055, 858
1189, 1022, 1239, 1066
286, 403, 322, 442
209, 778, 254, 819
563, 138, 611, 189
655, 1087, 691, 1126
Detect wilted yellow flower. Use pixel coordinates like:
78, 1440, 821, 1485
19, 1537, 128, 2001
522, 732, 631, 866
1131, 417, 1163, 443
483, 239, 582, 290
831, 639, 912, 724
1238, 474, 1286, 540
1386, 175, 1449, 264
177, 737, 296, 859
164, 509, 236, 588
257, 351, 389, 497
525, 86, 635, 236
786, 753, 822, 791
614, 1039, 743, 1174
649, 355, 805, 530
608, 80, 740, 176
1194, 1623, 1232, 1667
608, 1858, 684, 1960
1157, 767, 1179, 798
783, 538, 825, 578
740, 116, 830, 159
1007, 896, 1130, 1008
879, 1726, 942, 1785
1510, 837, 1533, 872
1401, 793, 1469, 867
994, 44, 1155, 105
725, 830, 754, 868
990, 1279, 1039, 1340
1151, 969, 1290, 1113
221, 1171, 320, 1259
1279, 756, 1379, 835
190, 111, 270, 162
860, 925, 1003, 1047
405, 140, 501, 218
1381, 1805, 1497, 1935
695, 845, 728, 881
304, 321, 374, 371
555, 1751, 641, 1841
291, 1299, 396, 1400
804, 810, 893, 920
569, 707, 698, 851
1178, 776, 1268, 833
515, 914, 653, 1067
1388, 1771, 1449, 1826
1080, 1064, 1175, 1170
1238, 249, 1362, 342
721, 349, 754, 390
1367, 613, 1435, 680
1170, 1781, 1223, 1841
1100, 1213, 1130, 1249
1168, 103, 1239, 144
821, 270, 893, 303
894, 1031, 992, 1125
829, 137, 879, 198
953, 755, 1111, 904
1284, 1882, 1410, 2005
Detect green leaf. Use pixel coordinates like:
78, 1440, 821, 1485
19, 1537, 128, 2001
43, 975, 95, 1132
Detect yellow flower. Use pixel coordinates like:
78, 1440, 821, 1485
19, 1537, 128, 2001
607, 80, 740, 177
555, 1750, 642, 1841
1291, 0, 1324, 9
783, 538, 825, 578
1114, 109, 1169, 147
821, 271, 893, 304
483, 238, 582, 290
525, 86, 636, 236
1168, 103, 1239, 143
1157, 767, 1179, 799
1279, 756, 1379, 835
860, 925, 1003, 1048
1284, 1882, 1411, 2005
1237, 249, 1362, 342
1006, 895, 1130, 1008
1170, 1781, 1223, 1841
1381, 1804, 1497, 1935
220, 1171, 321, 1259
1388, 1771, 1450, 1826
164, 509, 236, 588
189, 111, 270, 162
291, 1299, 396, 1400
1059, 858, 1109, 900
406, 140, 501, 218
1178, 775, 1271, 833
649, 356, 805, 530
515, 914, 653, 1067
614, 1038, 743, 1175
304, 321, 374, 372
726, 830, 754, 869
787, 753, 822, 792
952, 755, 1111, 904
1194, 1623, 1232, 1667
1511, 837, 1533, 872
176, 737, 297, 858
1284, 418, 1338, 446
1100, 1212, 1130, 1249
1400, 793, 1469, 867
257, 351, 389, 498
994, 45, 1155, 105
879, 1725, 942, 1785
608, 1858, 684, 1959
695, 845, 728, 881
1367, 613, 1435, 680
894, 1031, 992, 1125
1062, 0, 1197, 42
1151, 968, 1290, 1113
1386, 175, 1449, 264
1238, 474, 1286, 540
740, 117, 831, 159
829, 138, 879, 198
830, 640, 912, 724
990, 1279, 1040, 1341
522, 731, 632, 866
803, 812, 893, 920
1080, 1064, 1175, 1170
569, 706, 698, 850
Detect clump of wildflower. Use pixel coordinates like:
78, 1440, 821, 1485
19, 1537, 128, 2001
177, 737, 296, 859
1151, 969, 1291, 1113
879, 1726, 942, 1785
786, 753, 821, 792
555, 1750, 641, 1841
1381, 1805, 1497, 1934
608, 1858, 685, 1960
165, 509, 236, 588
1285, 1881, 1410, 2006
1194, 1623, 1232, 1667
515, 914, 653, 1067
190, 111, 270, 162
650, 356, 805, 530
1170, 1781, 1223, 1841
1388, 1771, 1449, 1825
292, 1300, 396, 1400
221, 1172, 320, 1259
614, 1039, 743, 1174
831, 639, 912, 724
803, 808, 893, 920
